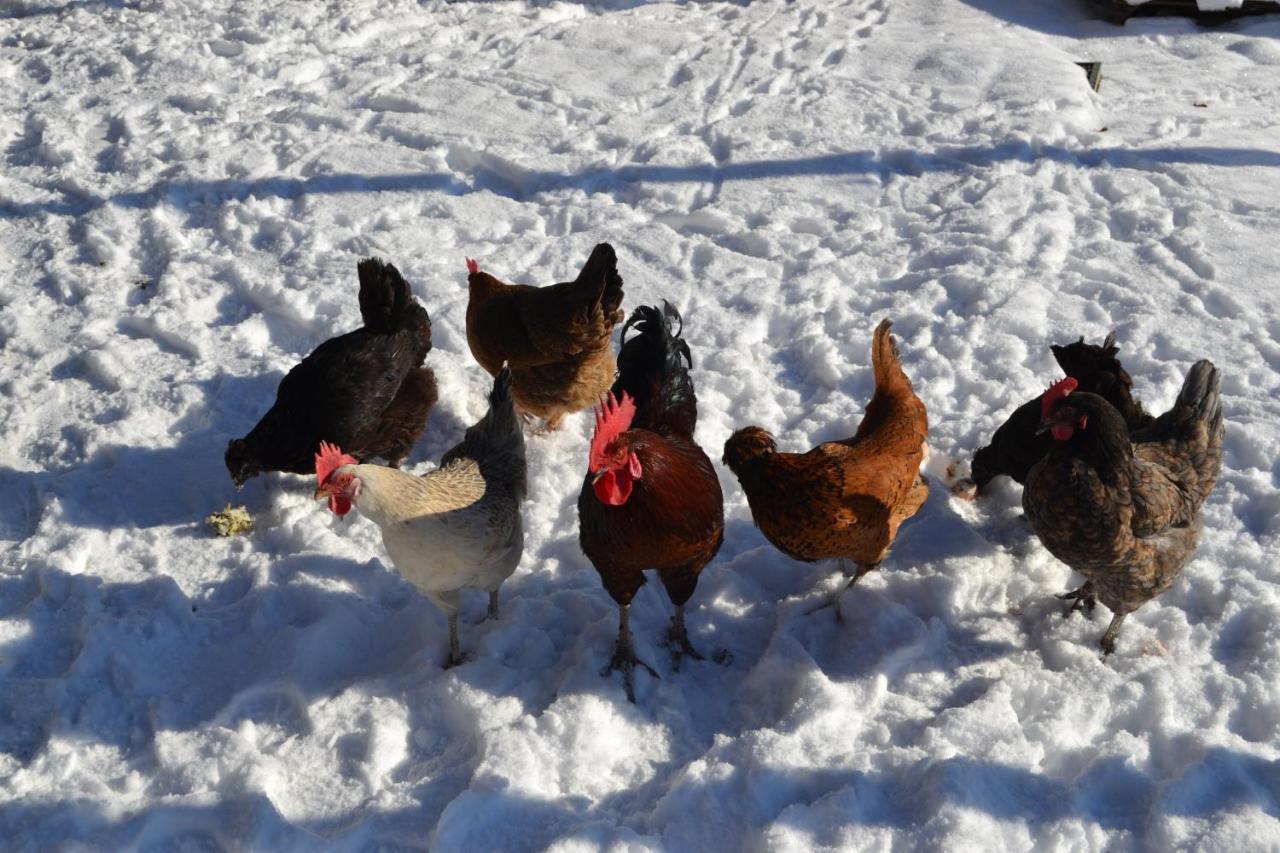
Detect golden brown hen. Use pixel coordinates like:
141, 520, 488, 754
723, 320, 929, 615
465, 244, 624, 431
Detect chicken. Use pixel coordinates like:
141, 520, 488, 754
723, 319, 929, 615
226, 258, 437, 487
465, 243, 624, 431
314, 367, 526, 667
960, 332, 1153, 497
1024, 361, 1224, 655
577, 302, 724, 702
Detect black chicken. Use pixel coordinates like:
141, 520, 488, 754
963, 333, 1154, 496
225, 258, 436, 487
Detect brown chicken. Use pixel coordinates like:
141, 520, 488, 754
722, 320, 929, 615
577, 302, 724, 703
1024, 362, 1224, 655
465, 244, 624, 431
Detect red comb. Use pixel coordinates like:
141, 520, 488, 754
1040, 376, 1079, 419
315, 441, 358, 486
589, 391, 636, 470
466, 258, 479, 275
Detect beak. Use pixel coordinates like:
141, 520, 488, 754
591, 469, 607, 484
314, 487, 329, 501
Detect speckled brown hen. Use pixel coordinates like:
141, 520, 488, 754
722, 320, 929, 616
1024, 361, 1224, 655
465, 244, 624, 431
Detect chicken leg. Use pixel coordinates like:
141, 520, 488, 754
666, 605, 705, 671
602, 604, 658, 703
444, 613, 463, 669
806, 559, 878, 620
1099, 612, 1127, 657
487, 589, 500, 620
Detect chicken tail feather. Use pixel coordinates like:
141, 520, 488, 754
573, 243, 624, 317
870, 319, 911, 395
356, 257, 433, 361
612, 301, 697, 439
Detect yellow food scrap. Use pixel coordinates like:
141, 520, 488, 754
206, 504, 254, 537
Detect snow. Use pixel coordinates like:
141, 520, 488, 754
2, 0, 1280, 848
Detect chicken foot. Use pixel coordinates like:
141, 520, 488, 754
602, 604, 658, 703
1056, 583, 1097, 618
665, 605, 705, 672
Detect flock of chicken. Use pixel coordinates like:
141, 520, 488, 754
225, 244, 1224, 702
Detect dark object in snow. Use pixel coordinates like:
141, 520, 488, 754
1090, 0, 1280, 25
1076, 62, 1103, 93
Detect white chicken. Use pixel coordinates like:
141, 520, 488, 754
315, 367, 527, 666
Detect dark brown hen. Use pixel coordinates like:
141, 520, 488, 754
577, 302, 724, 702
1023, 361, 1224, 655
225, 258, 435, 486
466, 244, 624, 431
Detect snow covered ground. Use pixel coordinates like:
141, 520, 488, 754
3, 0, 1280, 848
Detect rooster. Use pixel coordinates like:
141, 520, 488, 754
226, 258, 436, 487
577, 302, 724, 703
723, 319, 928, 616
958, 332, 1153, 498
1025, 361, 1224, 655
314, 367, 526, 667
465, 243, 624, 431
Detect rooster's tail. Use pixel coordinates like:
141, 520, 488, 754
1133, 359, 1224, 509
357, 258, 432, 354
612, 301, 697, 439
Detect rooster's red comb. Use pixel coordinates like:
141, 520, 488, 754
1040, 376, 1079, 419
589, 391, 636, 470
315, 441, 359, 486
466, 258, 479, 275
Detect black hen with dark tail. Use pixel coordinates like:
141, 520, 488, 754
967, 332, 1154, 494
225, 257, 437, 487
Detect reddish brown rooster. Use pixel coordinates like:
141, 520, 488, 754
466, 244, 624, 431
722, 320, 928, 616
577, 302, 724, 703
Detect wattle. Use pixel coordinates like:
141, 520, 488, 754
593, 469, 634, 506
